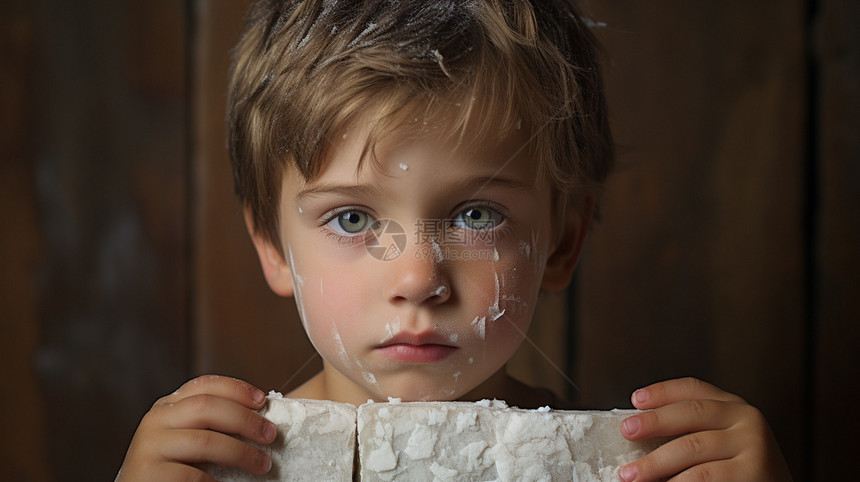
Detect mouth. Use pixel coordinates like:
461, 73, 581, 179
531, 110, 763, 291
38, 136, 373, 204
374, 332, 458, 363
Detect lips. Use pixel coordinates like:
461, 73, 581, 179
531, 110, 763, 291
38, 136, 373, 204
375, 331, 458, 363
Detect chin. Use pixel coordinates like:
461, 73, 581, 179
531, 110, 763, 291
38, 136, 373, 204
372, 378, 471, 403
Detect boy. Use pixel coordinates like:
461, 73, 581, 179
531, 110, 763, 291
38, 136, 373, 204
119, 0, 792, 480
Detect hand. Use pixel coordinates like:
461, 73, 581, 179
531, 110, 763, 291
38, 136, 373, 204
618, 377, 792, 481
116, 375, 277, 481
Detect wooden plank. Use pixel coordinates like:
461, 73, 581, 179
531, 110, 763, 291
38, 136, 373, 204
0, 1, 51, 480
812, 1, 860, 479
574, 1, 807, 477
191, 0, 320, 391
8, 1, 190, 479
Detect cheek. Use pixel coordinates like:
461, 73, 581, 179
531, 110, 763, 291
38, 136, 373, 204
499, 236, 544, 303
299, 260, 379, 348
505, 246, 542, 298
460, 241, 545, 344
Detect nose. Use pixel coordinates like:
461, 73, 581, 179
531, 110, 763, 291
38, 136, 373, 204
382, 239, 451, 306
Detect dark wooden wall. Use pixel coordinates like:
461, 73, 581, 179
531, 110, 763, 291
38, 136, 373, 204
2, 1, 190, 480
576, 0, 809, 473
573, 3, 860, 480
1, 1, 856, 480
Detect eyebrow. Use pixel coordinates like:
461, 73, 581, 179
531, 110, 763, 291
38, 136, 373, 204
295, 175, 534, 201
460, 175, 535, 195
296, 183, 384, 201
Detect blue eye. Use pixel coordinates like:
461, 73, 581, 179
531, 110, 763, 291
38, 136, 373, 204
326, 210, 374, 234
454, 206, 504, 230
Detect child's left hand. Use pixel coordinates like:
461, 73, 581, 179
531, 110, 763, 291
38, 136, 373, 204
618, 377, 792, 481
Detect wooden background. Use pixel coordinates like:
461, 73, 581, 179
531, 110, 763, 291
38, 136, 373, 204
2, 1, 857, 480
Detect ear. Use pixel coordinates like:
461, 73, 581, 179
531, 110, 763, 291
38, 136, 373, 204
540, 196, 595, 292
244, 207, 294, 297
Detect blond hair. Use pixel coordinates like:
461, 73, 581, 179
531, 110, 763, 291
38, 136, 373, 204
228, 0, 613, 249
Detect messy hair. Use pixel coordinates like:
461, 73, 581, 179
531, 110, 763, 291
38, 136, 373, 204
228, 0, 613, 249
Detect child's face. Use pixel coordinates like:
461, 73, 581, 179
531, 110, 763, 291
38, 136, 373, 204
255, 118, 585, 403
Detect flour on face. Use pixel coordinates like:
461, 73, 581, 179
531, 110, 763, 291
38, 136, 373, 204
431, 237, 443, 262
471, 315, 486, 340
487, 270, 504, 322
355, 358, 379, 388
379, 316, 402, 344
331, 320, 350, 365
287, 244, 308, 330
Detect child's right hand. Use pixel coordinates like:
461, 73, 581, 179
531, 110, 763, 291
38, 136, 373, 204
116, 375, 277, 481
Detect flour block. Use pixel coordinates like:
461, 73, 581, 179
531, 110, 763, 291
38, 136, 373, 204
357, 400, 664, 482
202, 392, 356, 481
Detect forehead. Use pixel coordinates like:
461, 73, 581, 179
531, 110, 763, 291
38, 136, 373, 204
313, 115, 541, 191
308, 96, 543, 183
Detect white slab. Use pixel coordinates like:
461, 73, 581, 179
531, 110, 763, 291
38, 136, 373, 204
357, 400, 663, 481
202, 392, 356, 481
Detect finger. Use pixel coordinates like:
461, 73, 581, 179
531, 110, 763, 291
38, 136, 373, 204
159, 428, 272, 475
670, 458, 741, 482
161, 394, 277, 446
159, 375, 267, 409
631, 377, 745, 410
622, 399, 745, 441
618, 430, 735, 482
157, 462, 219, 482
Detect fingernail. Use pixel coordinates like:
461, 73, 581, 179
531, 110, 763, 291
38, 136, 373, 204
254, 450, 272, 473
622, 417, 641, 436
633, 389, 649, 405
620, 464, 638, 482
253, 390, 266, 405
264, 421, 277, 442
